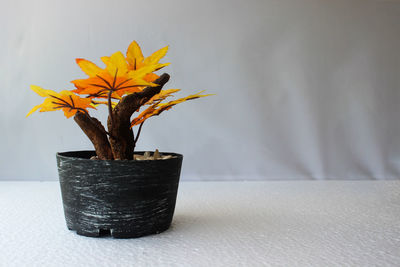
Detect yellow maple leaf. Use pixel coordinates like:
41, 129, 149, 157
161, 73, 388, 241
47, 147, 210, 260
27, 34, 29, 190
27, 85, 95, 118
126, 41, 170, 82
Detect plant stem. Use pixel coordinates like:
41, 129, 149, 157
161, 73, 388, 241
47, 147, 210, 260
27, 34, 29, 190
108, 90, 114, 125
134, 122, 144, 144
132, 122, 144, 158
108, 68, 119, 127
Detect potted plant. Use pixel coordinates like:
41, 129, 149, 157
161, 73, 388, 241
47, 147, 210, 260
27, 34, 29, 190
27, 41, 211, 238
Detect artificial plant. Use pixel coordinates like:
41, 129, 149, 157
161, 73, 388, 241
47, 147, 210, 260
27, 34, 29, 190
27, 41, 211, 160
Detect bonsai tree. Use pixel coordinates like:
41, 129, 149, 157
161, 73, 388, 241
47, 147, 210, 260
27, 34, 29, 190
27, 41, 211, 160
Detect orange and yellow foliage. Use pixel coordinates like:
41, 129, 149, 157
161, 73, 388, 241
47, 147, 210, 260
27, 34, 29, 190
28, 40, 211, 128
27, 85, 95, 118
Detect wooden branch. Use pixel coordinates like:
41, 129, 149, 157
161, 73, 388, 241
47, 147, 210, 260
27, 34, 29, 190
107, 73, 170, 159
117, 73, 170, 119
74, 112, 113, 160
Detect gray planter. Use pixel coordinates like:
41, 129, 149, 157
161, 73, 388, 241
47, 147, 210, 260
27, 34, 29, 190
56, 150, 183, 238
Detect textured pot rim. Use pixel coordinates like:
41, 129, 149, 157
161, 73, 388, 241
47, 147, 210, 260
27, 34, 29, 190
56, 150, 183, 163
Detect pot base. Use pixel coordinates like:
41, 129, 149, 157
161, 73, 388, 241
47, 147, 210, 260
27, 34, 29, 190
57, 150, 183, 239
68, 223, 171, 238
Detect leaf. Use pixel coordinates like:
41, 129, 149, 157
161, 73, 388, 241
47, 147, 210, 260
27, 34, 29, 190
143, 73, 159, 83
72, 68, 154, 98
30, 85, 55, 97
144, 46, 169, 65
125, 41, 170, 83
26, 104, 41, 117
75, 59, 103, 77
145, 89, 181, 106
27, 86, 95, 118
91, 100, 118, 108
131, 91, 213, 127
72, 44, 163, 99
105, 51, 128, 77
128, 63, 169, 80
126, 41, 144, 69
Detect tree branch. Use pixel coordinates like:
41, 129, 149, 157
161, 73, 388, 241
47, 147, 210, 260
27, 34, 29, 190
117, 73, 170, 119
74, 112, 113, 160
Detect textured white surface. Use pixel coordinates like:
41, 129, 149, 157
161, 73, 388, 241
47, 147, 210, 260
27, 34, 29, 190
0, 181, 400, 266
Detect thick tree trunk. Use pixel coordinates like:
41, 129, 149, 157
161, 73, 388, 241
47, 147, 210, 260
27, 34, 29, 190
107, 116, 134, 160
74, 112, 113, 160
107, 73, 170, 160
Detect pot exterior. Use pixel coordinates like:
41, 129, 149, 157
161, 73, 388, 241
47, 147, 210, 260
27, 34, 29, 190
56, 151, 183, 238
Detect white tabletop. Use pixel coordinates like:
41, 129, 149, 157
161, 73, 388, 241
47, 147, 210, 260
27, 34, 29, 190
1, 181, 399, 267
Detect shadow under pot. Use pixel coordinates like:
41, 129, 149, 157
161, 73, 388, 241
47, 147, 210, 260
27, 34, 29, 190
56, 150, 183, 238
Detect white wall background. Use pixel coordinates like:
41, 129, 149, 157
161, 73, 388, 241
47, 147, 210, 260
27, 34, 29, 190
0, 0, 399, 180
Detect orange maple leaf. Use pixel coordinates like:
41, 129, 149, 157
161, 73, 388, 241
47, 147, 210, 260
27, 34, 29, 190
71, 51, 166, 99
145, 89, 181, 106
131, 91, 213, 127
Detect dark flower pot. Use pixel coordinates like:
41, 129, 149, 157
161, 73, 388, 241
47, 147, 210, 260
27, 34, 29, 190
56, 150, 183, 238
